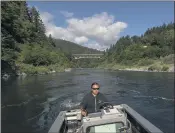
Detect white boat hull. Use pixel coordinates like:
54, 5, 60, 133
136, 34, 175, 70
48, 104, 163, 133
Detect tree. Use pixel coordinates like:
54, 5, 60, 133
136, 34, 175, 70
30, 7, 46, 43
1, 1, 72, 73
102, 22, 174, 65
48, 34, 56, 47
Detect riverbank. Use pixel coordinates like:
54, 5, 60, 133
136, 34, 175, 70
97, 54, 174, 72
16, 63, 73, 75
2, 63, 72, 80
97, 63, 174, 72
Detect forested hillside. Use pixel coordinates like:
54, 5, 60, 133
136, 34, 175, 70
54, 39, 102, 54
1, 1, 72, 75
1, 1, 101, 76
1, 1, 174, 75
99, 22, 174, 71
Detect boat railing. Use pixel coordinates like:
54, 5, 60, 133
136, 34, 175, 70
122, 104, 164, 133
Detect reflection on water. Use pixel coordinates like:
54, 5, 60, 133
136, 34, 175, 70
1, 69, 174, 133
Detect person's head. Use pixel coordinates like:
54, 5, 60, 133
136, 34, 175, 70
91, 82, 100, 95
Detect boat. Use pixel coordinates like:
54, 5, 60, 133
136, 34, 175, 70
48, 103, 164, 133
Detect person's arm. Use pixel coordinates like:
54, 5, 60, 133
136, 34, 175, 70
101, 93, 109, 103
80, 95, 87, 116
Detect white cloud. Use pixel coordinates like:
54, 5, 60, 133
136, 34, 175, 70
40, 12, 54, 25
60, 11, 74, 18
40, 11, 127, 51
83, 42, 109, 51
74, 36, 89, 44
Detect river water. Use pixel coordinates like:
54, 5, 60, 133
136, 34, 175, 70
1, 69, 174, 133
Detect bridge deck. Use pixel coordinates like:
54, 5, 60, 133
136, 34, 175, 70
72, 54, 103, 59
72, 54, 103, 56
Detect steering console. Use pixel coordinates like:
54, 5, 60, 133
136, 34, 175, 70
99, 102, 114, 110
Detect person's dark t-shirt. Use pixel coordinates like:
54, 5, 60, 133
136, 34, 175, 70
80, 92, 108, 114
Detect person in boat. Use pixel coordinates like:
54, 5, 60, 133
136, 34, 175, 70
80, 82, 108, 116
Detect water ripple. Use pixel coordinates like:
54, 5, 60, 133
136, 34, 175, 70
133, 95, 174, 102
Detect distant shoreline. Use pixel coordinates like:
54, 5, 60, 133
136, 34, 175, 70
98, 64, 174, 73
115, 68, 174, 73
2, 65, 174, 81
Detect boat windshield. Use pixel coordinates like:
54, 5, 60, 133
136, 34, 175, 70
86, 122, 124, 133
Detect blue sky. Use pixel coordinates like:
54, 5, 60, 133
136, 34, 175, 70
27, 1, 174, 50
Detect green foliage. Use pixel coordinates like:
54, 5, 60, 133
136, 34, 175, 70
18, 63, 67, 75
119, 44, 145, 61
19, 64, 48, 74
2, 1, 174, 73
1, 1, 71, 74
137, 58, 154, 66
49, 34, 56, 47
18, 44, 70, 67
54, 39, 102, 54
72, 58, 101, 68
160, 54, 174, 64
148, 65, 161, 71
161, 65, 169, 71
103, 22, 174, 66
147, 64, 169, 72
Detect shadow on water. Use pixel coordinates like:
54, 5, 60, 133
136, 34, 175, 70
1, 69, 174, 133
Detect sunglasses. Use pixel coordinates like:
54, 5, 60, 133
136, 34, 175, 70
92, 88, 100, 90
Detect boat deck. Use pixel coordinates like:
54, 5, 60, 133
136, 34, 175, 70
48, 104, 164, 133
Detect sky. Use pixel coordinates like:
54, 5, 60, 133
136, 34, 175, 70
27, 1, 174, 51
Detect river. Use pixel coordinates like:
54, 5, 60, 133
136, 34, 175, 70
1, 68, 174, 133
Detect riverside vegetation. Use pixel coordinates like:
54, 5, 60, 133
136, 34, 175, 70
1, 1, 174, 79
1, 1, 102, 77
2, 1, 70, 76
98, 22, 174, 72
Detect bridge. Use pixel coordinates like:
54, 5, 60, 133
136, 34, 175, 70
72, 54, 103, 59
